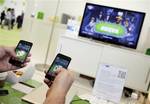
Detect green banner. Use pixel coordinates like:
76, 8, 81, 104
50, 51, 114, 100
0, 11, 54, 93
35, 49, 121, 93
95, 22, 125, 37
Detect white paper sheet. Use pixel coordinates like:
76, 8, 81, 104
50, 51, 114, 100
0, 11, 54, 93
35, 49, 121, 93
93, 64, 127, 104
12, 83, 34, 94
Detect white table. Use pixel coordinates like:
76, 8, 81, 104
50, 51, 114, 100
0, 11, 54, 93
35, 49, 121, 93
22, 70, 143, 104
22, 70, 92, 104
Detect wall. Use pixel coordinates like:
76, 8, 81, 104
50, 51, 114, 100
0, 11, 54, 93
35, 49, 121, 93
21, 0, 59, 64
57, 0, 85, 20
46, 0, 86, 64
22, 0, 86, 64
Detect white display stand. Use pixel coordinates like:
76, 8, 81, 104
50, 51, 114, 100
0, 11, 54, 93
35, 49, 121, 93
56, 34, 150, 93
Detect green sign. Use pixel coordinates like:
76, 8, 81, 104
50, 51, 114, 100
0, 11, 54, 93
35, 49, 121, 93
0, 0, 5, 5
95, 22, 125, 37
146, 48, 150, 55
37, 11, 44, 20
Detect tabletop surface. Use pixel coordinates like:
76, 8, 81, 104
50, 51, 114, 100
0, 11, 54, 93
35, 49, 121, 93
0, 82, 29, 104
0, 78, 42, 104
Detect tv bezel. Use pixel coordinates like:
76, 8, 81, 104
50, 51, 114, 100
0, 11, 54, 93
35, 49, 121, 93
79, 3, 146, 49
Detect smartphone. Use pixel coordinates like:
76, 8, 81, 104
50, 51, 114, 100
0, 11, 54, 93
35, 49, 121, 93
45, 53, 71, 80
9, 40, 33, 67
0, 89, 9, 96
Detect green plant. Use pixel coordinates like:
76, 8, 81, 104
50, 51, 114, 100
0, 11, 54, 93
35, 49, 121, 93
146, 48, 150, 55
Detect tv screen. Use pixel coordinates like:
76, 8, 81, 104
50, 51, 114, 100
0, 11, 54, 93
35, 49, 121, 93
79, 3, 145, 49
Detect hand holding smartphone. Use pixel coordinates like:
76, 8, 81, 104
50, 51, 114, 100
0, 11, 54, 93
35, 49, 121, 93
9, 40, 33, 67
45, 53, 71, 81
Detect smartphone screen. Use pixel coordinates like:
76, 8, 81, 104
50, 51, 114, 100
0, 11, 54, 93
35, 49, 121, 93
15, 42, 31, 63
45, 53, 71, 80
9, 40, 32, 67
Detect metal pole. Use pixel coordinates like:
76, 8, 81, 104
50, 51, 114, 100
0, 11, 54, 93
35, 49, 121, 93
43, 0, 61, 69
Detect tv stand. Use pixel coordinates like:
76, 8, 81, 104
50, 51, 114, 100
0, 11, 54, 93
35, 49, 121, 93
80, 35, 140, 53
56, 34, 150, 92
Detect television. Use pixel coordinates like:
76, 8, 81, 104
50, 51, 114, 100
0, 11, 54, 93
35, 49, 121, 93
79, 3, 145, 49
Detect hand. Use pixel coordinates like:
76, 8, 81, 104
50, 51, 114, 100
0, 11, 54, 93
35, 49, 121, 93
0, 46, 31, 72
44, 68, 74, 104
44, 68, 74, 96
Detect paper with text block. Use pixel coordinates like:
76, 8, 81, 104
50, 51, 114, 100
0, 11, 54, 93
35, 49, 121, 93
93, 64, 127, 104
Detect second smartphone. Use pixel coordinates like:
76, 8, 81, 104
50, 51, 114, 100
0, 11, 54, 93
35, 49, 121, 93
45, 53, 71, 80
9, 40, 33, 67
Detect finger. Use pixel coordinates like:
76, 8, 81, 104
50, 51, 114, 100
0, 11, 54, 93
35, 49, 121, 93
54, 68, 64, 74
44, 78, 53, 87
25, 58, 30, 63
13, 58, 30, 68
4, 47, 16, 57
10, 64, 20, 70
47, 82, 53, 87
44, 70, 47, 74
28, 53, 31, 57
21, 63, 27, 68
44, 78, 50, 84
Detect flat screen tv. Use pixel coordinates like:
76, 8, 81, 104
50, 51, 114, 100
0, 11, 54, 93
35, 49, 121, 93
79, 3, 145, 49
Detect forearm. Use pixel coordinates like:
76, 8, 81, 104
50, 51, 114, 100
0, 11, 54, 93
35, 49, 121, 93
44, 92, 65, 104
43, 69, 74, 104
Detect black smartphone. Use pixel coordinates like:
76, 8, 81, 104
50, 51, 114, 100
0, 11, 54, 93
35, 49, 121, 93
9, 40, 33, 67
45, 53, 71, 80
0, 89, 9, 96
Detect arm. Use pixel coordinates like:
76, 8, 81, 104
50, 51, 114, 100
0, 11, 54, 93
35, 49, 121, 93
44, 69, 74, 104
44, 87, 66, 104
